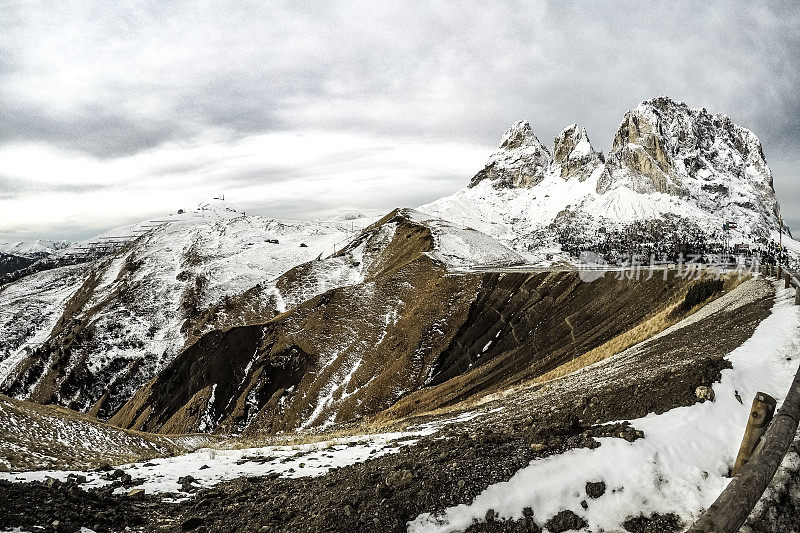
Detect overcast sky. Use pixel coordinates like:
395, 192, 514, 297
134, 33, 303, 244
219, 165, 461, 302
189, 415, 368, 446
1, 0, 798, 242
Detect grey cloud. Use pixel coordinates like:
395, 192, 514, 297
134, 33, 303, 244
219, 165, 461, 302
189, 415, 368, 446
0, 176, 106, 199
1, 0, 799, 236
3, 1, 798, 152
0, 102, 193, 159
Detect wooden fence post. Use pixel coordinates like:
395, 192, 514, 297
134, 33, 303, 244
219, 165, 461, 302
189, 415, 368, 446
777, 265, 782, 280
732, 392, 776, 475
687, 365, 800, 533
796, 286, 800, 306
785, 274, 791, 289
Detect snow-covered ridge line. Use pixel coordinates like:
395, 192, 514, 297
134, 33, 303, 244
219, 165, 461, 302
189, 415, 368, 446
401, 209, 524, 269
0, 239, 71, 258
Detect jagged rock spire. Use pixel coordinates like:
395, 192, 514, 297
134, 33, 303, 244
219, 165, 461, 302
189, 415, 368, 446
552, 124, 605, 182
469, 120, 552, 189
500, 120, 539, 150
459, 96, 783, 239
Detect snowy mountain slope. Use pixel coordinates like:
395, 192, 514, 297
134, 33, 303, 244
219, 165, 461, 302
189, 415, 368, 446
0, 276, 786, 533
108, 209, 524, 435
0, 264, 89, 381
422, 96, 791, 262
402, 209, 525, 269
0, 201, 373, 419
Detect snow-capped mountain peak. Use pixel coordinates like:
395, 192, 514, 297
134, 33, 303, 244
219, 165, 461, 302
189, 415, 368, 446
552, 124, 606, 182
602, 96, 781, 233
499, 120, 544, 150
423, 96, 790, 262
469, 120, 552, 189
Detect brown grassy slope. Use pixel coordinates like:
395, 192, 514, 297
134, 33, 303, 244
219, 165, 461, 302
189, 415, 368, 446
529, 272, 749, 387
0, 394, 204, 471
375, 270, 694, 422
110, 212, 478, 435
114, 266, 693, 436
0, 238, 160, 418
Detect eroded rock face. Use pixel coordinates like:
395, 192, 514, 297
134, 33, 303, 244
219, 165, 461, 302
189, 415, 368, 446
608, 102, 676, 194
604, 96, 780, 229
469, 120, 552, 189
552, 124, 606, 182
449, 96, 786, 242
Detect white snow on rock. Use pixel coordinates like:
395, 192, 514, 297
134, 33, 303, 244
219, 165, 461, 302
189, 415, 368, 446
403, 209, 524, 269
0, 264, 88, 377
262, 219, 398, 317
409, 284, 800, 532
421, 170, 602, 263
0, 199, 377, 411
421, 97, 792, 263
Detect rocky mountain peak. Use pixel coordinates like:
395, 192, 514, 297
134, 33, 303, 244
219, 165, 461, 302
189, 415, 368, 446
429, 96, 786, 247
602, 96, 780, 233
605, 97, 681, 194
469, 120, 552, 189
552, 124, 605, 182
499, 120, 539, 150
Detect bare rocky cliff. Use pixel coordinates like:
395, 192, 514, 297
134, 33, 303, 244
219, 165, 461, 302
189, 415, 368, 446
469, 120, 552, 188
604, 96, 780, 228
423, 96, 790, 263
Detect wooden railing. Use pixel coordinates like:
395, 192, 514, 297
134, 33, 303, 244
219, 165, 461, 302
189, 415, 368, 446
687, 268, 800, 532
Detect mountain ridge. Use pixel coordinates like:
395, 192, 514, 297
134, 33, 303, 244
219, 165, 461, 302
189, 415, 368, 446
423, 96, 790, 263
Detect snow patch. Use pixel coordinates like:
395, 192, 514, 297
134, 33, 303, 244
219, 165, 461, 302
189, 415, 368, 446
409, 285, 800, 532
